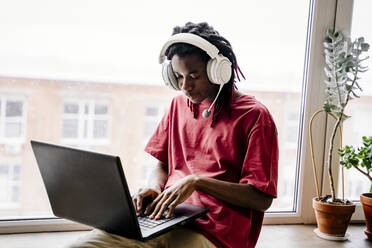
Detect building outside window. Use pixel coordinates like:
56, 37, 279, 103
0, 96, 26, 144
285, 109, 300, 149
0, 160, 21, 208
1, 0, 370, 232
141, 105, 168, 186
61, 100, 110, 146
143, 106, 167, 144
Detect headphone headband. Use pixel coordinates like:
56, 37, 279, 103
158, 33, 220, 64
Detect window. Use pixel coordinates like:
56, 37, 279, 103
0, 160, 21, 208
61, 100, 110, 145
1, 0, 309, 225
141, 105, 168, 186
0, 96, 26, 144
285, 109, 300, 148
0, 0, 365, 231
143, 106, 167, 143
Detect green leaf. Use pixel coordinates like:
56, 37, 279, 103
351, 90, 360, 98
361, 43, 370, 51
354, 82, 363, 91
323, 102, 337, 112
358, 68, 368, 73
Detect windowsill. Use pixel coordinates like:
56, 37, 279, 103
0, 224, 370, 248
258, 224, 371, 248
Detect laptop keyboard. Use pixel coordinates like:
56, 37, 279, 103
137, 215, 175, 229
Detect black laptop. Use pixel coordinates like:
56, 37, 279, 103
30, 140, 208, 241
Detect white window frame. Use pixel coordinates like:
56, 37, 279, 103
0, 0, 364, 233
61, 99, 111, 146
264, 0, 365, 224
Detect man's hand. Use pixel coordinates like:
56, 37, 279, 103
147, 175, 198, 220
132, 187, 160, 216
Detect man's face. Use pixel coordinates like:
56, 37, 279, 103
171, 54, 219, 104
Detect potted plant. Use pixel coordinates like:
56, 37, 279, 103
339, 136, 372, 239
309, 28, 370, 240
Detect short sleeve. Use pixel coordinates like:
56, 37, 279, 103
144, 109, 170, 165
239, 114, 278, 198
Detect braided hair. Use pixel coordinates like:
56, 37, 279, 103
165, 22, 243, 127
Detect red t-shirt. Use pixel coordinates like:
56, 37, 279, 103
145, 94, 278, 248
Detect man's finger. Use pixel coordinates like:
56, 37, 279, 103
155, 202, 169, 220
147, 192, 163, 215
152, 192, 175, 219
144, 201, 155, 215
166, 197, 179, 218
156, 193, 177, 219
136, 195, 143, 214
150, 193, 168, 219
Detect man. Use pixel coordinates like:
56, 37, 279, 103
67, 22, 278, 248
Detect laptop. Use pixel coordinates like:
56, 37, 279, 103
30, 140, 208, 241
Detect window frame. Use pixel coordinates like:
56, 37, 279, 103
264, 0, 363, 224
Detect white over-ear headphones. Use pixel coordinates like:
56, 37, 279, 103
158, 33, 232, 91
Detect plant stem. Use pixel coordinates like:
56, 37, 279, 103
327, 57, 359, 202
327, 115, 341, 202
327, 54, 342, 202
352, 164, 372, 183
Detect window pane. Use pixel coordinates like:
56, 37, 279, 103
95, 104, 108, 115
5, 122, 22, 137
0, 0, 309, 220
0, 164, 19, 205
11, 185, 20, 202
0, 165, 9, 175
13, 165, 21, 181
93, 120, 107, 138
342, 0, 372, 200
146, 107, 158, 117
64, 104, 79, 114
62, 119, 78, 138
285, 128, 298, 143
6, 101, 22, 117
144, 121, 157, 139
84, 104, 89, 114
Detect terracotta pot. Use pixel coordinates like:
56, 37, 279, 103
360, 193, 372, 240
313, 197, 355, 237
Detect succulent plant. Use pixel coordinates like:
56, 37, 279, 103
339, 136, 372, 193
322, 28, 369, 202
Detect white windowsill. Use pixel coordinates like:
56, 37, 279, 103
0, 218, 92, 234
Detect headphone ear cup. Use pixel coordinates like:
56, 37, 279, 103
162, 61, 180, 90
206, 59, 216, 84
207, 55, 232, 85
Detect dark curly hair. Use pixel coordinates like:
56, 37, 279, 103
165, 22, 242, 127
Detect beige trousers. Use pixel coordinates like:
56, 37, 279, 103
64, 227, 216, 248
